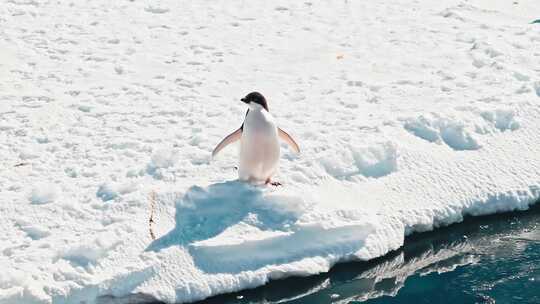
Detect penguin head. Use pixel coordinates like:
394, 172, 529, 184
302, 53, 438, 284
241, 92, 268, 111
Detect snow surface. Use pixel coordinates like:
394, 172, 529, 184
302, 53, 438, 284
1, 0, 540, 303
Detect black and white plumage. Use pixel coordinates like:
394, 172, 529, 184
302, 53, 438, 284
212, 92, 300, 185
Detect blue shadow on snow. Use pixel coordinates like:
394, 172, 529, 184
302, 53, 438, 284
146, 180, 370, 274
146, 180, 297, 251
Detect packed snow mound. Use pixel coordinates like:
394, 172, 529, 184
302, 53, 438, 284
403, 114, 482, 150
320, 141, 398, 180
402, 107, 522, 151
2, 0, 540, 303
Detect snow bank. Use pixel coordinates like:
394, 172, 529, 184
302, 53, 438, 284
2, 0, 540, 303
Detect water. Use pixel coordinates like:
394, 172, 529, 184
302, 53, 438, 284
197, 204, 540, 304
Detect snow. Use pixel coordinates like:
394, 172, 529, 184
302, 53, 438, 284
96, 181, 138, 202
1, 0, 540, 303
29, 183, 59, 205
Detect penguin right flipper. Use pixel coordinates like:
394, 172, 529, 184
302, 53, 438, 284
212, 128, 242, 157
278, 128, 300, 153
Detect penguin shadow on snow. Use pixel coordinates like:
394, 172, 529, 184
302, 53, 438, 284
146, 180, 297, 248
146, 180, 371, 274
145, 180, 297, 269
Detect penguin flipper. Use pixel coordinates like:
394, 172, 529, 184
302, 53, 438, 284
278, 128, 300, 153
212, 128, 242, 157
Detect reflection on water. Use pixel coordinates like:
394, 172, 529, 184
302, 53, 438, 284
196, 203, 540, 304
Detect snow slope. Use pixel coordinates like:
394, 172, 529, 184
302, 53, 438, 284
1, 0, 539, 303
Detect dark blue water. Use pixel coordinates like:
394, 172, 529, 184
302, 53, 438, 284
197, 203, 540, 304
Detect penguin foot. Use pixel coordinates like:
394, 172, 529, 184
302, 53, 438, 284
265, 179, 282, 187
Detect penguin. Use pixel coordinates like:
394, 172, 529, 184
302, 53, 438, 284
212, 92, 300, 185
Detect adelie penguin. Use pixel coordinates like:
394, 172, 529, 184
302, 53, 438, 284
212, 92, 300, 186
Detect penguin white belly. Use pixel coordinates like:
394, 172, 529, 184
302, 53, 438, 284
238, 109, 280, 183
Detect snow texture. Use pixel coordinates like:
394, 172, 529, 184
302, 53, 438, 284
1, 0, 540, 303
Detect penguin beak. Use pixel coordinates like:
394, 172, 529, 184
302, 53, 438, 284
241, 98, 249, 104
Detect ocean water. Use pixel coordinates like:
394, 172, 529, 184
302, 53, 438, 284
197, 203, 540, 304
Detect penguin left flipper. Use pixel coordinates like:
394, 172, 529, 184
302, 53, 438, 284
278, 128, 300, 153
212, 128, 242, 157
